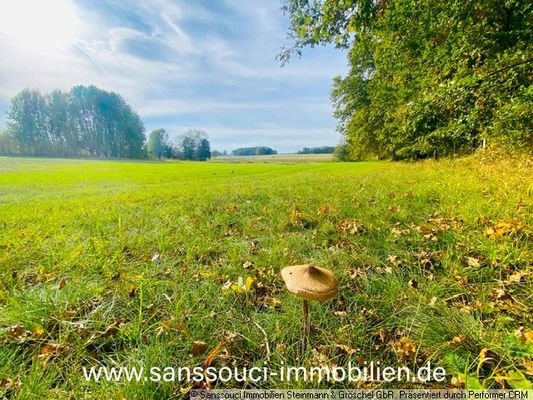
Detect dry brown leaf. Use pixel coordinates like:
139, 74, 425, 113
63, 310, 77, 318
458, 276, 469, 286
394, 337, 417, 358
7, 325, 29, 342
104, 325, 119, 339
493, 288, 512, 301
0, 377, 20, 393
334, 311, 347, 317
190, 341, 209, 356
262, 296, 282, 309
336, 219, 364, 235
39, 343, 70, 361
318, 204, 333, 214
58, 278, 66, 290
449, 335, 467, 346
507, 271, 527, 284
467, 257, 480, 268
334, 344, 357, 355
522, 359, 533, 376
387, 255, 400, 266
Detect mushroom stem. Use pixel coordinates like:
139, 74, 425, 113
302, 299, 310, 348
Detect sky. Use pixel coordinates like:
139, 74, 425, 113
0, 0, 349, 153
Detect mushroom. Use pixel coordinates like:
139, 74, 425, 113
281, 264, 338, 346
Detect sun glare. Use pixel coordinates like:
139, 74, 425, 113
0, 0, 79, 51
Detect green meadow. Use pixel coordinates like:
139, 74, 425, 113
0, 155, 531, 398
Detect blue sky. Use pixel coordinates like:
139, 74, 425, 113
0, 0, 349, 152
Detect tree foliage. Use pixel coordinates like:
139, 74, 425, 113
147, 128, 172, 159
282, 0, 532, 159
297, 146, 336, 154
5, 86, 145, 158
231, 146, 278, 156
179, 129, 211, 161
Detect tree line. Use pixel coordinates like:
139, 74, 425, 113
282, 0, 532, 160
1, 86, 145, 158
297, 146, 336, 154
231, 146, 277, 156
0, 86, 213, 160
146, 128, 211, 161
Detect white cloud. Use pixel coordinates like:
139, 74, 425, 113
0, 0, 348, 151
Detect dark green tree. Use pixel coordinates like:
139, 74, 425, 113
196, 138, 211, 161
180, 129, 211, 161
281, 0, 533, 159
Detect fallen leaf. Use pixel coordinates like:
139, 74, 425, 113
334, 344, 357, 355
458, 276, 469, 286
318, 204, 333, 214
394, 337, 417, 359
387, 255, 400, 266
336, 219, 364, 235
7, 325, 29, 342
39, 343, 70, 361
104, 325, 119, 339
507, 271, 527, 284
449, 335, 467, 346
522, 359, 533, 376
58, 278, 66, 290
190, 341, 209, 356
334, 311, 347, 317
262, 296, 282, 309
0, 377, 20, 393
467, 257, 480, 268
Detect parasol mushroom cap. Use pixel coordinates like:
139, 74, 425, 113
281, 264, 338, 302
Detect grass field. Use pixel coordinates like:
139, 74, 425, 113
210, 154, 334, 163
0, 154, 532, 398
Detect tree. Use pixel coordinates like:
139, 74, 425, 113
6, 88, 49, 156
196, 138, 211, 161
0, 128, 17, 155
281, 0, 533, 159
179, 129, 211, 161
147, 128, 170, 159
5, 85, 146, 158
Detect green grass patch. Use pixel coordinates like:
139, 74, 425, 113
0, 155, 531, 397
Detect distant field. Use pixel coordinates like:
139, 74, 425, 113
211, 153, 334, 163
0, 155, 531, 397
